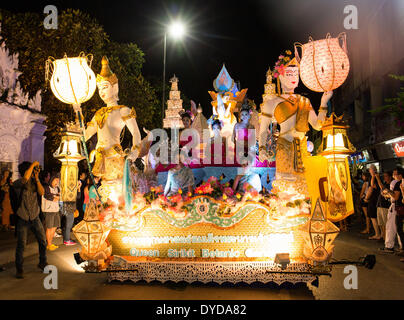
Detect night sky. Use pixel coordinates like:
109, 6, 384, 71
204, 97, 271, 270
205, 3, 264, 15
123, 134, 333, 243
1, 0, 381, 115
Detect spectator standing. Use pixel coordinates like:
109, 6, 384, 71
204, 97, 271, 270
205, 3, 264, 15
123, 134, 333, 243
375, 171, 393, 241
365, 165, 381, 240
76, 172, 87, 222
380, 167, 403, 253
10, 161, 48, 279
398, 175, 404, 262
1, 169, 14, 231
42, 175, 61, 250
38, 170, 50, 223
359, 171, 371, 234
82, 177, 91, 213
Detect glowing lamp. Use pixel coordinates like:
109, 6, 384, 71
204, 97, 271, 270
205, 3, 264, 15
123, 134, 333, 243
53, 123, 85, 202
169, 22, 185, 39
295, 33, 350, 92
300, 199, 339, 263
73, 200, 111, 257
318, 113, 355, 159
45, 52, 96, 106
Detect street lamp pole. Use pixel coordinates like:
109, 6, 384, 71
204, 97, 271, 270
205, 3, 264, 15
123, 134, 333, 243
162, 32, 167, 126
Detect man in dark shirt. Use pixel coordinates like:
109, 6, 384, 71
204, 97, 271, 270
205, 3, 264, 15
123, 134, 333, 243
375, 171, 393, 241
11, 161, 48, 279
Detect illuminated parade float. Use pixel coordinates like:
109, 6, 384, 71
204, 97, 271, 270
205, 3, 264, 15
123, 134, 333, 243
46, 32, 354, 284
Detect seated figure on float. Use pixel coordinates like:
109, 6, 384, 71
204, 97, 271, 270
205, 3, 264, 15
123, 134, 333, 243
258, 51, 332, 196
164, 159, 195, 197
84, 56, 141, 202
233, 162, 262, 194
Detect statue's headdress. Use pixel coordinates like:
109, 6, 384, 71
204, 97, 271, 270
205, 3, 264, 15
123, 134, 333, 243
240, 99, 253, 114
96, 56, 118, 85
272, 50, 299, 95
272, 50, 299, 79
179, 110, 192, 120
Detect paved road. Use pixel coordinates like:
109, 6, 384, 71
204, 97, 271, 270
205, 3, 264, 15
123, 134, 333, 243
0, 218, 403, 300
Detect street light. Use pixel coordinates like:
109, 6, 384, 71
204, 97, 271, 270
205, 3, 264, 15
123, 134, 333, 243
162, 21, 186, 125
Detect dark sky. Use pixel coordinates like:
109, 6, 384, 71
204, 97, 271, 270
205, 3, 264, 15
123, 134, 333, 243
1, 0, 385, 114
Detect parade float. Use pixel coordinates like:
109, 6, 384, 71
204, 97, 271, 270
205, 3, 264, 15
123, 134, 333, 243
46, 32, 355, 285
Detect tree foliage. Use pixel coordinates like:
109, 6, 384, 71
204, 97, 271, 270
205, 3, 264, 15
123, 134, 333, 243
0, 8, 161, 168
369, 74, 404, 134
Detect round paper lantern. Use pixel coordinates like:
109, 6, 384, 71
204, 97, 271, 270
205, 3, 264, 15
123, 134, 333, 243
45, 52, 96, 105
295, 33, 350, 92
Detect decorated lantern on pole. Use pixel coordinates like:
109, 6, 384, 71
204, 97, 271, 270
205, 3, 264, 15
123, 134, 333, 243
300, 198, 340, 263
72, 200, 112, 271
318, 113, 356, 221
295, 33, 350, 92
46, 52, 102, 203
46, 53, 98, 216
53, 122, 85, 203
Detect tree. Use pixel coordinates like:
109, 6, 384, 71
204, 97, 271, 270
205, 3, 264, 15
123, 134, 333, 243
0, 9, 161, 168
369, 74, 404, 134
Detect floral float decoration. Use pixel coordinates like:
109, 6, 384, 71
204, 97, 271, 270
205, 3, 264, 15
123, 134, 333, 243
98, 175, 312, 232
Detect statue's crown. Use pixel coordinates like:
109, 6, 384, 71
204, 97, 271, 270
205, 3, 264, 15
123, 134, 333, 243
96, 56, 118, 85
285, 57, 299, 67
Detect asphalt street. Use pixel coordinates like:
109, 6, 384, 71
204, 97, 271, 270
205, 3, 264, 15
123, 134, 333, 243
0, 216, 403, 300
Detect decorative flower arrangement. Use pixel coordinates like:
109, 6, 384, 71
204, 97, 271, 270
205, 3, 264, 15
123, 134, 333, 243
273, 50, 293, 79
144, 185, 164, 204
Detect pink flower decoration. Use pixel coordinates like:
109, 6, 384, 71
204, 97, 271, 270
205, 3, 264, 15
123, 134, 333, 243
279, 55, 284, 59
224, 187, 234, 197
278, 65, 285, 75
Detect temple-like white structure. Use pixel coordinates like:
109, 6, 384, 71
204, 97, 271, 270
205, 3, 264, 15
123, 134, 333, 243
0, 24, 46, 179
163, 75, 184, 129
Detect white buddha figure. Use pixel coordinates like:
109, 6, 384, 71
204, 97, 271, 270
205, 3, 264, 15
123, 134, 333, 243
84, 56, 141, 201
258, 53, 332, 195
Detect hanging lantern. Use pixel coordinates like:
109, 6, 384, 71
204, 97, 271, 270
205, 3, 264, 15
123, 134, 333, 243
73, 200, 111, 258
300, 198, 340, 263
53, 123, 85, 202
45, 52, 96, 105
295, 33, 350, 92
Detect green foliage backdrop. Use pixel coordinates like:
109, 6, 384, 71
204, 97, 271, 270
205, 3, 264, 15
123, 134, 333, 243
0, 9, 161, 168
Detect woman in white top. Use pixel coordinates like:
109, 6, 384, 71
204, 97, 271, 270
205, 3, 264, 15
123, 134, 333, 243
42, 176, 61, 250
359, 171, 371, 234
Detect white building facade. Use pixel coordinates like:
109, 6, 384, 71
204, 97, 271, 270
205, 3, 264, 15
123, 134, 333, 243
0, 24, 46, 179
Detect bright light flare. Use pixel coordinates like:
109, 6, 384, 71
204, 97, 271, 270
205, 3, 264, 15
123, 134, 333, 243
168, 21, 186, 39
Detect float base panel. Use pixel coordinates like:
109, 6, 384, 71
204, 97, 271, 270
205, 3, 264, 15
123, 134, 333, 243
107, 258, 316, 285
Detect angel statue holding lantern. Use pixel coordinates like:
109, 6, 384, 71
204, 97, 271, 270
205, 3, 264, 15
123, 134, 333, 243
258, 50, 332, 196
84, 56, 141, 201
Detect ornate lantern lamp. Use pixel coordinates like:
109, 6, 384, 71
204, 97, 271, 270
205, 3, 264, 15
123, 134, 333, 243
53, 122, 85, 203
45, 52, 96, 112
319, 113, 355, 160
72, 200, 112, 271
300, 198, 340, 263
295, 33, 350, 92
318, 113, 356, 221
